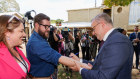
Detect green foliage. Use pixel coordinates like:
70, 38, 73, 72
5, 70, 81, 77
104, 0, 134, 8
51, 19, 64, 26
51, 19, 64, 24
56, 19, 64, 23
58, 64, 82, 79
51, 20, 56, 24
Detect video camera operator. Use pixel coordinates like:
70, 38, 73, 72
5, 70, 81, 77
61, 27, 75, 77
61, 27, 75, 56
81, 33, 91, 60
48, 26, 60, 52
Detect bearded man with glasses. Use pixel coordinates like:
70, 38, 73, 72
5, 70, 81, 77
26, 13, 92, 79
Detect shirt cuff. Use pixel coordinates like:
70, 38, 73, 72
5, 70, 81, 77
80, 59, 83, 63
79, 68, 83, 74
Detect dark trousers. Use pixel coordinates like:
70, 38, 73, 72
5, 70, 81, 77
90, 42, 98, 59
85, 47, 90, 60
134, 46, 140, 69
82, 47, 86, 59
73, 47, 79, 57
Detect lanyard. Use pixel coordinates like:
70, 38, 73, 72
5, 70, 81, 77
13, 47, 28, 73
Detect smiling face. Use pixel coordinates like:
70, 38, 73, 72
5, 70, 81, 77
91, 20, 104, 41
91, 19, 113, 41
5, 23, 26, 47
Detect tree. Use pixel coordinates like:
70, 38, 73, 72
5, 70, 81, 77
0, 0, 20, 12
55, 19, 64, 26
104, 0, 134, 8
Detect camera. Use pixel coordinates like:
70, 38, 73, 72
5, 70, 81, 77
49, 26, 55, 35
61, 27, 70, 43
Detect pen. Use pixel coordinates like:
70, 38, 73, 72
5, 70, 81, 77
69, 52, 79, 58
75, 52, 79, 55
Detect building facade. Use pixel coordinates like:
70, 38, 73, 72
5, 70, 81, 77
67, 6, 130, 30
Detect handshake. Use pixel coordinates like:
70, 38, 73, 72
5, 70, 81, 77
68, 53, 93, 72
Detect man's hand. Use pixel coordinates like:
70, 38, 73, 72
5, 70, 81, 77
70, 61, 81, 72
69, 53, 80, 61
70, 64, 79, 71
134, 38, 140, 43
80, 62, 92, 70
70, 61, 92, 72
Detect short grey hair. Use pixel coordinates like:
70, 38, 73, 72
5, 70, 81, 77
92, 13, 113, 26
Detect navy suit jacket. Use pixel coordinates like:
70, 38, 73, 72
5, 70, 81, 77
129, 32, 140, 49
81, 30, 134, 79
129, 32, 140, 42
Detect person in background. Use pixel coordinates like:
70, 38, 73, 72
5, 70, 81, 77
70, 13, 134, 79
122, 29, 127, 35
90, 35, 99, 60
62, 28, 75, 57
129, 26, 140, 69
81, 32, 87, 59
0, 15, 30, 79
26, 13, 91, 79
48, 26, 60, 52
116, 28, 127, 35
57, 29, 64, 55
73, 32, 80, 57
85, 33, 91, 60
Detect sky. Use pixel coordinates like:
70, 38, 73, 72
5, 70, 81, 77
16, 0, 102, 21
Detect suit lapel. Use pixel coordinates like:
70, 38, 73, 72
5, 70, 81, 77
95, 30, 118, 59
92, 42, 106, 66
0, 48, 26, 77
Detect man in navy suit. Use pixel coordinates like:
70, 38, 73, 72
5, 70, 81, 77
129, 26, 140, 69
70, 13, 134, 79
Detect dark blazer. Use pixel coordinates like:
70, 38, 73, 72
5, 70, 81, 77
81, 30, 134, 79
129, 32, 140, 47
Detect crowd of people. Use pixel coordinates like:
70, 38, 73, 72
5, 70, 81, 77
0, 12, 139, 79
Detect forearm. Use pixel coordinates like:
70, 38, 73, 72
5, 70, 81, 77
59, 56, 90, 69
53, 33, 58, 41
59, 56, 75, 67
69, 33, 75, 42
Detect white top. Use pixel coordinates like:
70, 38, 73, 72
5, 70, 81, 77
18, 61, 28, 73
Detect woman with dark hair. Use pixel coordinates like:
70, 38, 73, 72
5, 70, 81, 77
48, 26, 60, 52
0, 15, 30, 79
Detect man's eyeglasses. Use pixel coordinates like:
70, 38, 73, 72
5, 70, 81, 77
92, 23, 100, 31
39, 23, 53, 29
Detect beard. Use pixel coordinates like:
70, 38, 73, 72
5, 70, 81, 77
38, 29, 49, 39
